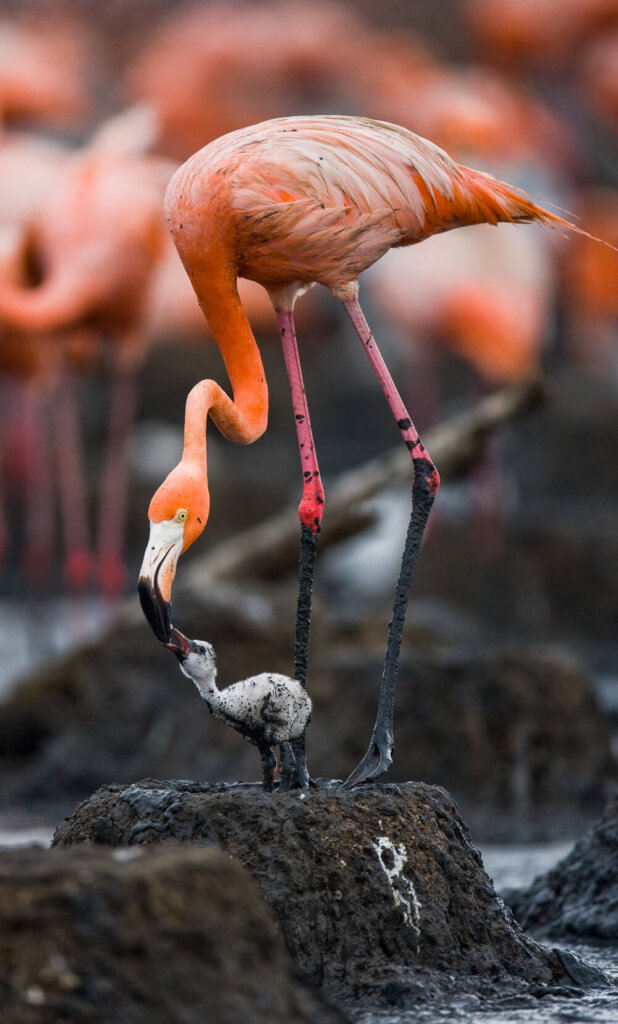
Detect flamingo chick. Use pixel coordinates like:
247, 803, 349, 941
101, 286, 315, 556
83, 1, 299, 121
166, 626, 312, 792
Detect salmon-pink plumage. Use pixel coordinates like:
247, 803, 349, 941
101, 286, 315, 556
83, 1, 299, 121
127, 0, 375, 160
168, 115, 571, 302
0, 123, 174, 597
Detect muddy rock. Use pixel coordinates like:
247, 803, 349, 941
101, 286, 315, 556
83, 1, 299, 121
505, 796, 618, 943
0, 843, 347, 1024
52, 778, 606, 1008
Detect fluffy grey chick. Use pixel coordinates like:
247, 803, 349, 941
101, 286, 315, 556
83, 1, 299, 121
166, 626, 312, 791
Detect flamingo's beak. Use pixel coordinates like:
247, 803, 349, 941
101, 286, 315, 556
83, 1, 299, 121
137, 520, 184, 643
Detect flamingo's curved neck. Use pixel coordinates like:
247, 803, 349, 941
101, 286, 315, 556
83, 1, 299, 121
178, 260, 269, 469
0, 271, 94, 333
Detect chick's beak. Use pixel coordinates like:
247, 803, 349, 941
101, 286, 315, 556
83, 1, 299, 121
165, 625, 191, 660
137, 521, 183, 643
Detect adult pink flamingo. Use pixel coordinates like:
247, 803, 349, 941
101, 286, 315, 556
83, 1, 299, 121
464, 0, 618, 71
0, 16, 87, 130
126, 0, 374, 160
137, 114, 595, 790
0, 114, 172, 596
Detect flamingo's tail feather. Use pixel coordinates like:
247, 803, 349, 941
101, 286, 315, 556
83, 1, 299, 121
460, 167, 615, 249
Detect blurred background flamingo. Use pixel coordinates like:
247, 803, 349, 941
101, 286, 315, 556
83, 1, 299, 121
464, 0, 618, 73
0, 108, 173, 599
0, 0, 615, 698
0, 14, 89, 131
126, 0, 377, 160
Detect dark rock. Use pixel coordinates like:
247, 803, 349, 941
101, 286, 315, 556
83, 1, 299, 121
52, 777, 600, 1006
505, 796, 618, 943
0, 843, 347, 1024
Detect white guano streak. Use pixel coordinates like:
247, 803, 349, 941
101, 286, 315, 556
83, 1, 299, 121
373, 836, 421, 939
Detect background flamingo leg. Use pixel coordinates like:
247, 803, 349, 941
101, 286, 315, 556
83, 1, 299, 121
0, 471, 7, 573
277, 307, 325, 788
96, 364, 139, 601
0, 381, 12, 572
20, 386, 55, 591
341, 296, 440, 789
51, 373, 92, 591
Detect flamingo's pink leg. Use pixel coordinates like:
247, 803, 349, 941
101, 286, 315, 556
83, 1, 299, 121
3, 382, 34, 491
97, 367, 138, 600
277, 307, 325, 788
341, 296, 440, 789
0, 381, 13, 571
51, 374, 92, 590
0, 474, 7, 572
20, 386, 55, 590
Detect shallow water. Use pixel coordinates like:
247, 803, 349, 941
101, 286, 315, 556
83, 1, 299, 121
354, 840, 618, 1024
0, 595, 117, 698
354, 943, 618, 1024
480, 842, 575, 893
354, 974, 618, 1024
0, 823, 56, 848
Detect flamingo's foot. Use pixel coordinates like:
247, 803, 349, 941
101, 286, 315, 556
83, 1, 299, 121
64, 549, 92, 591
340, 739, 393, 791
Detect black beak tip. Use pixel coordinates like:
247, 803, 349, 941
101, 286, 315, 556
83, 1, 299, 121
138, 576, 171, 644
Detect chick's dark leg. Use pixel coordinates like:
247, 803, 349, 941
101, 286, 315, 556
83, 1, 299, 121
258, 743, 277, 792
278, 741, 296, 792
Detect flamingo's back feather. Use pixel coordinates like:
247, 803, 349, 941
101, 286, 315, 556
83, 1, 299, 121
167, 115, 608, 296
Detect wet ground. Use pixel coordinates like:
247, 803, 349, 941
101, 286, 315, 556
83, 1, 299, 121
352, 960, 618, 1024
0, 596, 116, 698
354, 843, 618, 1024
0, 821, 54, 848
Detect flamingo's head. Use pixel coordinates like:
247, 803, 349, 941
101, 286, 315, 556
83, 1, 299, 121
137, 460, 210, 643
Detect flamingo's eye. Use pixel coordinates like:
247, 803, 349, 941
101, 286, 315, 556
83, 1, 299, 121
175, 509, 188, 523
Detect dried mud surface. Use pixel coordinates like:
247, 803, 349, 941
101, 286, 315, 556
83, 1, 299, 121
53, 779, 607, 1009
0, 843, 347, 1024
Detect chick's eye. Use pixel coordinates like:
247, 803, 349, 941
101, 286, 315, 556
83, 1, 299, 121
175, 509, 188, 523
